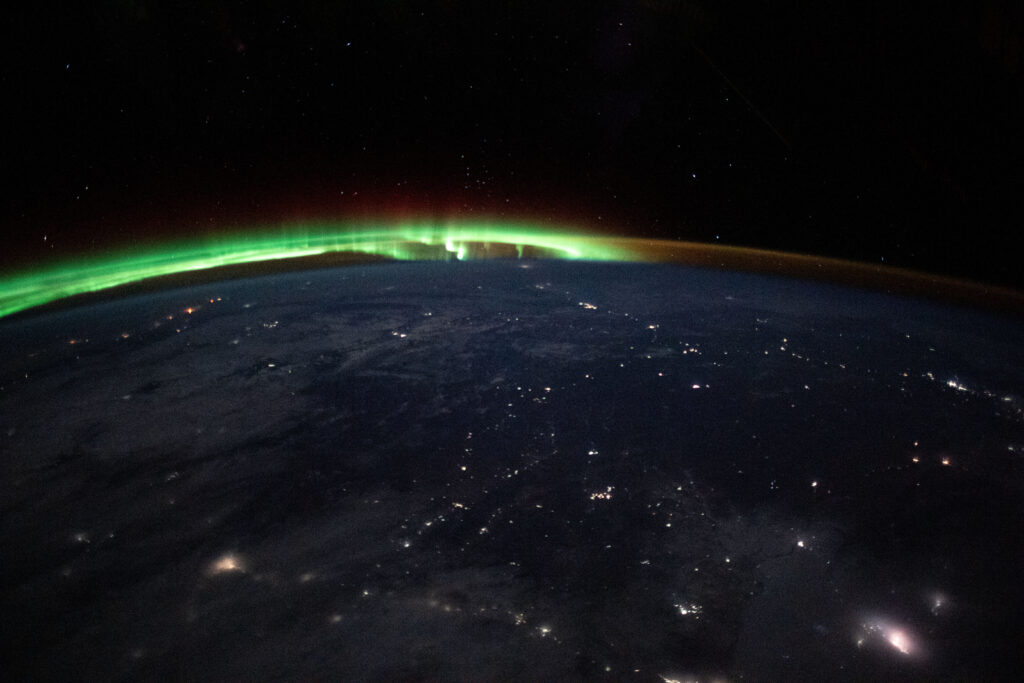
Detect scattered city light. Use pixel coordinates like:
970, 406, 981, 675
930, 592, 948, 615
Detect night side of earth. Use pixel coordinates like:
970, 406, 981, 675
2, 241, 1024, 680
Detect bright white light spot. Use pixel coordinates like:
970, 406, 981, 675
887, 629, 912, 654
797, 540, 805, 548
208, 553, 245, 575
858, 617, 922, 658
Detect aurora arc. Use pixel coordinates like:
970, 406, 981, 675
4, 222, 1021, 320
0, 223, 645, 319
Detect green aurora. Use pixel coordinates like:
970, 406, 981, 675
3, 222, 1022, 320
0, 223, 642, 319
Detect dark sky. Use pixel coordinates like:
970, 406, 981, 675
4, 1, 1023, 288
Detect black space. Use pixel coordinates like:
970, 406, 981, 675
4, 2, 1023, 289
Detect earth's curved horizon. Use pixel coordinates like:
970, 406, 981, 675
3, 257, 1024, 680
3, 223, 1023, 321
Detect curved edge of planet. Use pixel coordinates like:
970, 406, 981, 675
2, 225, 1023, 321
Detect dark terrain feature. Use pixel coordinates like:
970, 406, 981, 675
2, 261, 1023, 680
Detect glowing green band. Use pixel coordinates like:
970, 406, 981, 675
0, 222, 638, 318
5, 221, 1017, 319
